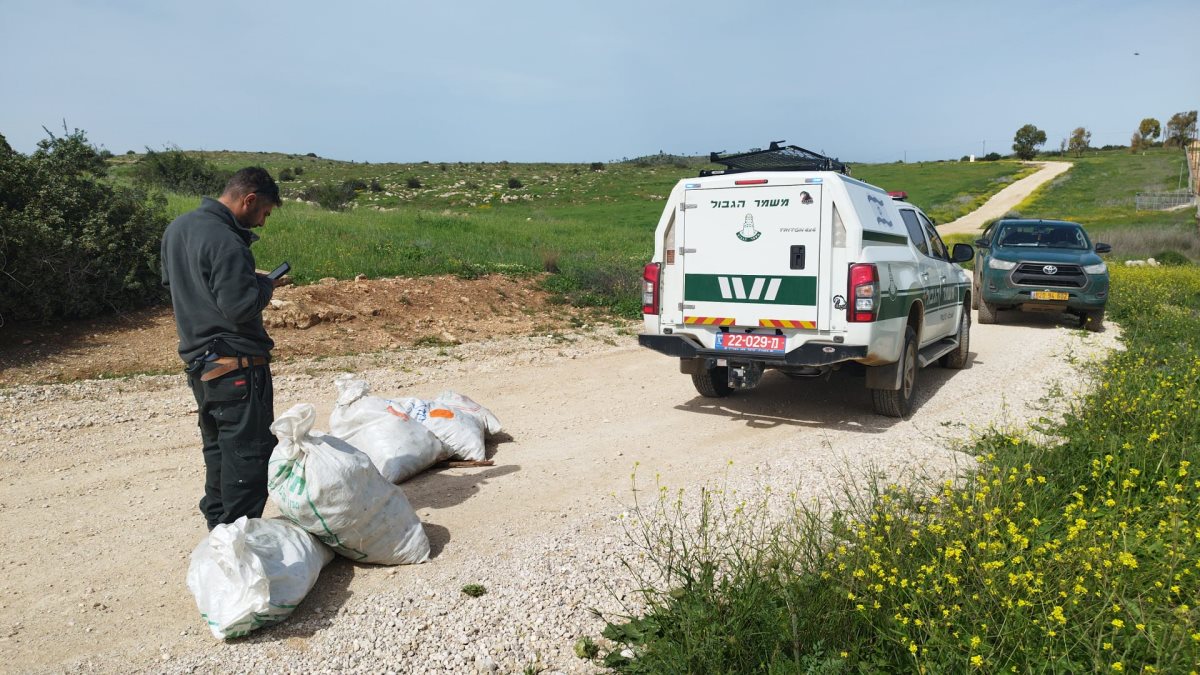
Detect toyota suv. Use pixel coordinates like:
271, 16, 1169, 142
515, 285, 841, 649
973, 219, 1111, 331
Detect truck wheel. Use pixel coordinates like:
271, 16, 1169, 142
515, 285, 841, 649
977, 299, 998, 324
971, 281, 979, 310
940, 305, 971, 369
1083, 309, 1105, 333
692, 366, 732, 398
872, 326, 918, 418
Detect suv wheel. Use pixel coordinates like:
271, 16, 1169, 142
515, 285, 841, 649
971, 279, 980, 310
1082, 309, 1105, 333
940, 305, 971, 369
692, 365, 732, 398
977, 300, 998, 324
872, 326, 918, 418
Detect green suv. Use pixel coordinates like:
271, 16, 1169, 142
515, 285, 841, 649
973, 219, 1111, 332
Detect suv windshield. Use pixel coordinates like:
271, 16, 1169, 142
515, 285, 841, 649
994, 223, 1090, 250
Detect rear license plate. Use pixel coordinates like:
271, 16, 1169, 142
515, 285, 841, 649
1031, 291, 1070, 301
715, 333, 786, 353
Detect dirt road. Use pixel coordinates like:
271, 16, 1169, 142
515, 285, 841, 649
0, 311, 1116, 673
937, 161, 1072, 235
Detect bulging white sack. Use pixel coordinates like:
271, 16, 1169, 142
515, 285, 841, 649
268, 403, 430, 565
386, 395, 487, 462
434, 390, 503, 436
329, 376, 446, 483
186, 516, 333, 640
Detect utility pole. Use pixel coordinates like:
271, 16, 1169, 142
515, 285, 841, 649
982, 140, 986, 157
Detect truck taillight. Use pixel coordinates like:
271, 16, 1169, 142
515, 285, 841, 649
642, 262, 661, 315
848, 263, 878, 322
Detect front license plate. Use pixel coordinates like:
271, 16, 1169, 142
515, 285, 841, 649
1031, 291, 1070, 301
715, 333, 786, 353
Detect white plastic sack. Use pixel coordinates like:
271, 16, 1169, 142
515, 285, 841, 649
186, 516, 333, 640
386, 395, 487, 462
434, 390, 503, 436
329, 377, 447, 483
268, 403, 430, 565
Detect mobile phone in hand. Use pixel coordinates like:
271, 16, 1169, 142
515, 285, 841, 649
267, 262, 291, 281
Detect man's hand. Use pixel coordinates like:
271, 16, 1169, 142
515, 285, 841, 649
255, 270, 293, 289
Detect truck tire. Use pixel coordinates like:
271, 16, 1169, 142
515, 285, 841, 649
872, 326, 918, 418
1083, 309, 1105, 333
971, 280, 979, 310
940, 305, 971, 369
977, 299, 998, 324
692, 366, 732, 398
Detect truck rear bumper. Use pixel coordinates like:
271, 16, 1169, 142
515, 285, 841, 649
638, 334, 867, 366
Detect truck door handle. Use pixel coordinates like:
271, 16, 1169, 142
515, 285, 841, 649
921, 272, 929, 279
790, 245, 805, 270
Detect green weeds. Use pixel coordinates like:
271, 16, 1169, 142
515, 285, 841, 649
599, 266, 1200, 673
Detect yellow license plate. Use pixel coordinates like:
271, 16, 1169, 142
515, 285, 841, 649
1031, 291, 1069, 301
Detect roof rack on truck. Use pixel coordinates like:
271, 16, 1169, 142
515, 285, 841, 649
701, 141, 850, 177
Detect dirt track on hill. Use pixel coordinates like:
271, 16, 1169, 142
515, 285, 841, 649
0, 308, 1118, 673
937, 161, 1072, 235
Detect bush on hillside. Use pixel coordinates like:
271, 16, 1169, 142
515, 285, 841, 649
369, 179, 382, 192
278, 167, 294, 181
293, 166, 304, 176
300, 182, 355, 210
342, 178, 368, 192
590, 162, 605, 171
1152, 250, 1191, 266
406, 177, 422, 189
0, 129, 169, 321
507, 177, 523, 189
130, 147, 232, 196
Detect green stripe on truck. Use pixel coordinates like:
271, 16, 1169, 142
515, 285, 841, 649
684, 274, 818, 305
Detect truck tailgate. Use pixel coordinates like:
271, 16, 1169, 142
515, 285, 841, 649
681, 183, 825, 329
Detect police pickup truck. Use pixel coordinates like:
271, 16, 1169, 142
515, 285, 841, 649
638, 143, 974, 417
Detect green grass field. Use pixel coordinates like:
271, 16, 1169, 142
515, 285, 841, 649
1015, 148, 1199, 261
135, 151, 1037, 314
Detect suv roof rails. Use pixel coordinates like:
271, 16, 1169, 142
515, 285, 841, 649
701, 140, 851, 177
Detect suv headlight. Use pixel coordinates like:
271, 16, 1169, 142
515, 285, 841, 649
1083, 262, 1107, 275
988, 258, 1017, 270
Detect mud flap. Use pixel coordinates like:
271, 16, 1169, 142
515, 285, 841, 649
865, 360, 902, 391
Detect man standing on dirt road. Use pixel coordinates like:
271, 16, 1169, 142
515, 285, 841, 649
160, 167, 284, 530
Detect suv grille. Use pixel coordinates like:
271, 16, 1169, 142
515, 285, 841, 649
1012, 263, 1086, 288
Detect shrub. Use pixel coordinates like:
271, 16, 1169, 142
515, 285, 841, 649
300, 183, 355, 210
278, 167, 294, 181
305, 152, 318, 158
342, 178, 368, 192
590, 162, 605, 172
130, 146, 232, 196
1152, 250, 1191, 266
982, 152, 1002, 161
369, 179, 382, 192
126, 149, 136, 155
507, 177, 523, 189
293, 166, 304, 176
0, 129, 169, 321
406, 176, 422, 189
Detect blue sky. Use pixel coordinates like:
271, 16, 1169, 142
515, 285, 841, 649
2, 0, 1197, 163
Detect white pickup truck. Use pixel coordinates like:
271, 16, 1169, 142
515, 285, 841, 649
638, 143, 975, 417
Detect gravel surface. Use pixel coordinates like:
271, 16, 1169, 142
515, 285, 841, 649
0, 314, 1119, 674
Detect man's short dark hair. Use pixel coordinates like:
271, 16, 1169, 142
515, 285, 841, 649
223, 167, 282, 206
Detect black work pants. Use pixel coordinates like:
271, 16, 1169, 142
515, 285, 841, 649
186, 361, 276, 530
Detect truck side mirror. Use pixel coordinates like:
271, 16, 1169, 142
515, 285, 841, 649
974, 238, 990, 248
1094, 242, 1112, 253
951, 243, 974, 263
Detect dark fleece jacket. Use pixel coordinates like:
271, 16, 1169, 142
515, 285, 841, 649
160, 197, 274, 363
